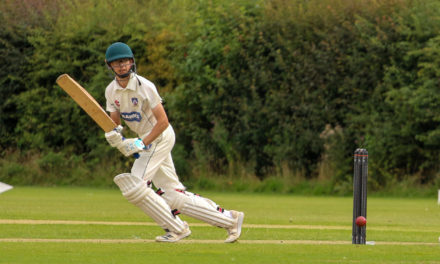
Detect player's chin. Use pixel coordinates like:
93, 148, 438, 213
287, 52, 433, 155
116, 70, 126, 75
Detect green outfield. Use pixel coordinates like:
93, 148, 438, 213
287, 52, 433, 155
0, 187, 439, 263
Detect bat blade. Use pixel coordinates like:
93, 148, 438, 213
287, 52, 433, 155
56, 74, 116, 132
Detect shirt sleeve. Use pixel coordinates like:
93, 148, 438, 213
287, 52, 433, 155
144, 82, 162, 109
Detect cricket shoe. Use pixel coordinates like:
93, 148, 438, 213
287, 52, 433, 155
225, 210, 244, 243
155, 222, 191, 242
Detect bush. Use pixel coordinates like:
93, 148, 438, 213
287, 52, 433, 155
1, 0, 440, 194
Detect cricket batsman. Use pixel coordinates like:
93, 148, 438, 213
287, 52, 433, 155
103, 42, 244, 242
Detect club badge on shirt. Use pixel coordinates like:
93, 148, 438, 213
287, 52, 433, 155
115, 100, 120, 107
132, 97, 138, 106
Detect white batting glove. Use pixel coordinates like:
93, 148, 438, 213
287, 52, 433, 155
116, 138, 148, 157
105, 128, 123, 147
114, 125, 123, 133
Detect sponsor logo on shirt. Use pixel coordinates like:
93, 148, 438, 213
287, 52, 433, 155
121, 111, 142, 122
115, 100, 120, 107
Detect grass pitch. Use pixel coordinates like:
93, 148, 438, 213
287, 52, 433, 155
0, 187, 439, 263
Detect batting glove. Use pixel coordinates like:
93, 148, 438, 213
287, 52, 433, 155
105, 126, 123, 147
116, 138, 150, 157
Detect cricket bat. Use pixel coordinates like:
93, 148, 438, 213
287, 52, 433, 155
56, 74, 117, 133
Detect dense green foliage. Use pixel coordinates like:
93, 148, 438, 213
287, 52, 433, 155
1, 0, 440, 194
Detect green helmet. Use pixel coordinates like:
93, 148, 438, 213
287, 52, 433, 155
105, 42, 134, 63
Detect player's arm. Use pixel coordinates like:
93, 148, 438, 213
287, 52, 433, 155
109, 111, 121, 126
142, 103, 169, 146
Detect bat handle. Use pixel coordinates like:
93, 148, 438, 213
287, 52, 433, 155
114, 125, 123, 133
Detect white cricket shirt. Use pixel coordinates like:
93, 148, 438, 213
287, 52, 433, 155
105, 74, 162, 138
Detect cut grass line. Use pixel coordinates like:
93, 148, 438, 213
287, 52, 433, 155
0, 219, 435, 233
0, 219, 346, 229
0, 238, 438, 246
0, 219, 162, 226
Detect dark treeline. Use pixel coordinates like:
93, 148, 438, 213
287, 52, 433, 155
1, 0, 439, 194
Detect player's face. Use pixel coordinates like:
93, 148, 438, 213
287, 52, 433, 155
110, 58, 133, 76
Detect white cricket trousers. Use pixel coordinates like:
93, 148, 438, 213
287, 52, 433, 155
131, 125, 185, 191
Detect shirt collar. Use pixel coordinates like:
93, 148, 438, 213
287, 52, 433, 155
115, 73, 137, 91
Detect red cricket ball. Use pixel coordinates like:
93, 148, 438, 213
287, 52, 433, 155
355, 216, 367, 227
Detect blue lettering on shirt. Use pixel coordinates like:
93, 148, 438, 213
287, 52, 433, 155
121, 112, 142, 122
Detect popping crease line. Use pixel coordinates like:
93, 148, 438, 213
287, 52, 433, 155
0, 219, 345, 230
0, 238, 437, 246
0, 219, 438, 233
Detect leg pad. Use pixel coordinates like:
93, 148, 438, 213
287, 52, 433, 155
114, 173, 186, 233
163, 189, 235, 228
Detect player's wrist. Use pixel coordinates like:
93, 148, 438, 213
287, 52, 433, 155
140, 138, 152, 150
